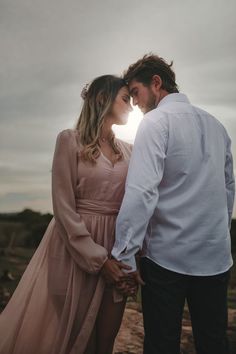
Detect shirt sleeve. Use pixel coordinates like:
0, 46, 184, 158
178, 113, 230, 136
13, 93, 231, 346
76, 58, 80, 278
111, 114, 168, 271
52, 129, 108, 274
224, 135, 235, 228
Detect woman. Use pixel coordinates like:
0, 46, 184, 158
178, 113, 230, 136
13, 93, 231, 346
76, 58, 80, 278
0, 75, 136, 354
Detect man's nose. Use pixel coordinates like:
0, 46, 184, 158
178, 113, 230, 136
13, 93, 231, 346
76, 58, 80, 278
128, 103, 133, 112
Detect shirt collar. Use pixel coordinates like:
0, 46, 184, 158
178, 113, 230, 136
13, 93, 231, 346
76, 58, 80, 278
157, 93, 190, 108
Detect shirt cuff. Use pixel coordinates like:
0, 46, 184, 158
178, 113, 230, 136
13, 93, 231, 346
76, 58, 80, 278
111, 248, 137, 272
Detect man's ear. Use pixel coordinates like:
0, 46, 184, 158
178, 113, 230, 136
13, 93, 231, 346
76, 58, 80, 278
152, 75, 162, 91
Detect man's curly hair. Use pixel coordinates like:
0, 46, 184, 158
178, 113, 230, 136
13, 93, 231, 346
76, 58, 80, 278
123, 53, 179, 93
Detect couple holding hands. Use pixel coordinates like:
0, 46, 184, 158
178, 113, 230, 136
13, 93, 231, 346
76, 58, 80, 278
0, 54, 234, 354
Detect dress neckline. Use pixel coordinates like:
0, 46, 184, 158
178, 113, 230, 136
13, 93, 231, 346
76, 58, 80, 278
100, 151, 120, 168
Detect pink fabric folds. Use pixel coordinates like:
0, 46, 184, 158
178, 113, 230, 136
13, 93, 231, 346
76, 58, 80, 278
0, 129, 132, 353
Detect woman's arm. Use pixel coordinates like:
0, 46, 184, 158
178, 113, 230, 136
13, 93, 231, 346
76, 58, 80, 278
51, 129, 108, 274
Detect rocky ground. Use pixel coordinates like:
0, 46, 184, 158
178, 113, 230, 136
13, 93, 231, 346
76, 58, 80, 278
113, 302, 236, 354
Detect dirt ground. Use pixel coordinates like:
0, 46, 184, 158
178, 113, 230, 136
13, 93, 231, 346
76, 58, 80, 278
113, 303, 236, 354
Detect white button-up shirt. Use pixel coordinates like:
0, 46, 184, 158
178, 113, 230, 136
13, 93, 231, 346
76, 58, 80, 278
112, 93, 235, 275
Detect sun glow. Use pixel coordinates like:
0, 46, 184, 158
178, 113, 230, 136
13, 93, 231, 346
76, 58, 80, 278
112, 106, 143, 143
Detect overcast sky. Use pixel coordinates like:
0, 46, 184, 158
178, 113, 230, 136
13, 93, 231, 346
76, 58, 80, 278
0, 0, 236, 217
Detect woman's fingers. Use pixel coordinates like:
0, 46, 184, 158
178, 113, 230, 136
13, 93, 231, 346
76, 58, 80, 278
101, 259, 129, 283
117, 261, 132, 271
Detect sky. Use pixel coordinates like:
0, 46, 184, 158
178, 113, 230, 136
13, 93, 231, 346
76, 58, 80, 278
0, 0, 236, 217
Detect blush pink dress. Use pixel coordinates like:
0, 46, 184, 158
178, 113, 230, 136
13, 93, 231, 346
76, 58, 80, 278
0, 129, 132, 354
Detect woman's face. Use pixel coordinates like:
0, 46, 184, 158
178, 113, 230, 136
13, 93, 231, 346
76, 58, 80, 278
110, 86, 133, 125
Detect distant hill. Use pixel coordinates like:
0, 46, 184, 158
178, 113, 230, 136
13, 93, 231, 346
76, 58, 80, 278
0, 208, 53, 248
0, 209, 53, 222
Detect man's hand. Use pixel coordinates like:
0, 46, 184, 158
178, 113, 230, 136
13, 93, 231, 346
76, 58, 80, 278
101, 259, 132, 284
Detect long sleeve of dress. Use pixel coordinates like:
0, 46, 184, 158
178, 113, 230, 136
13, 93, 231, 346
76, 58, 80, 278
52, 129, 108, 274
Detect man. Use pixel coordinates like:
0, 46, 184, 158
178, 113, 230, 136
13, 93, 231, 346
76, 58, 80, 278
110, 54, 235, 354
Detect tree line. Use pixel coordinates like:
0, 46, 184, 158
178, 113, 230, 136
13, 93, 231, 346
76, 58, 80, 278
0, 209, 53, 248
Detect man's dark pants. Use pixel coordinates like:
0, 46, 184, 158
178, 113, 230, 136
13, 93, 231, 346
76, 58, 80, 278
140, 257, 230, 354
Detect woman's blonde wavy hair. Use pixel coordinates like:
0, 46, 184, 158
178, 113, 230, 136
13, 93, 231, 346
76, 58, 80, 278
75, 75, 127, 164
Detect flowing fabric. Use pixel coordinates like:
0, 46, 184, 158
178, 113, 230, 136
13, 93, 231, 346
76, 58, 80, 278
0, 129, 132, 354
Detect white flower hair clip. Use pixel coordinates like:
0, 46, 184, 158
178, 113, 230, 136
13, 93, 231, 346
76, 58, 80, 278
81, 83, 90, 100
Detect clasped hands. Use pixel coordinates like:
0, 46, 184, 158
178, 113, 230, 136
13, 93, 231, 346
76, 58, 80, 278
101, 258, 145, 299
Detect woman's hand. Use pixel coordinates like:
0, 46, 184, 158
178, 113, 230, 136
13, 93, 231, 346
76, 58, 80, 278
101, 259, 132, 284
115, 271, 145, 299
115, 277, 138, 299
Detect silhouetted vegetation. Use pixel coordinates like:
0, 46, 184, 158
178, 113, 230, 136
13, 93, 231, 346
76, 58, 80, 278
0, 208, 53, 248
